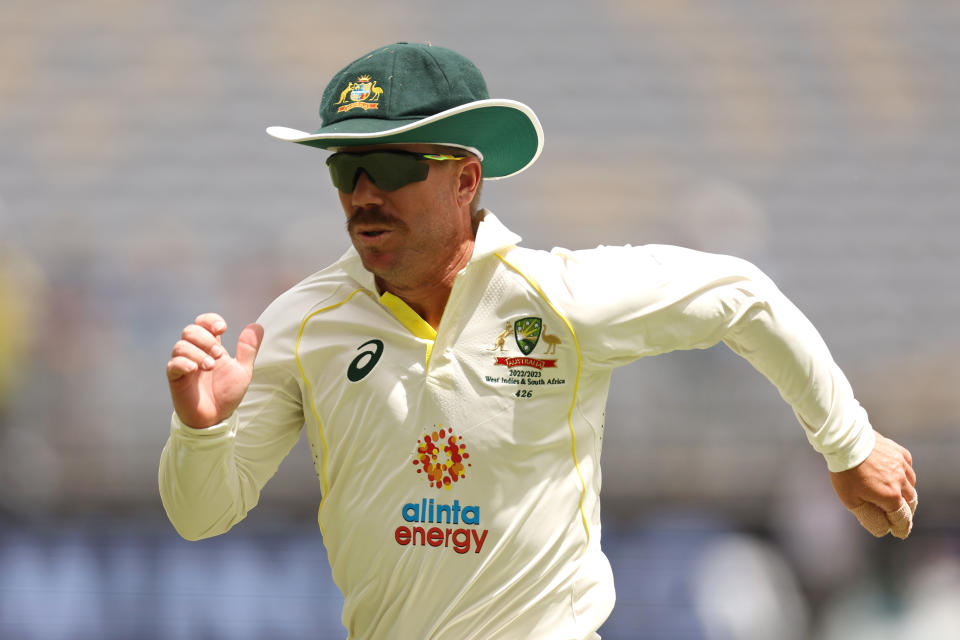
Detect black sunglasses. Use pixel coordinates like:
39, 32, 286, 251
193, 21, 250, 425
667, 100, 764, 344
325, 150, 465, 193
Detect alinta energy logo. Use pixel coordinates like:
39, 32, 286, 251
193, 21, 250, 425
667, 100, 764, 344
412, 425, 470, 490
395, 425, 488, 554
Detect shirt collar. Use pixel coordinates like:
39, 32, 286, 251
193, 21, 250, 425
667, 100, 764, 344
336, 209, 521, 293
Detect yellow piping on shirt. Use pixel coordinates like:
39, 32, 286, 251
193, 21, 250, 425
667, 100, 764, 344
379, 291, 437, 367
294, 287, 365, 536
494, 253, 590, 549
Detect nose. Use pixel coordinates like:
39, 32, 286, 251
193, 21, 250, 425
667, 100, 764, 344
348, 170, 386, 208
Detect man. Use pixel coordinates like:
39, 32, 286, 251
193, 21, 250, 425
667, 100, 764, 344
160, 43, 918, 639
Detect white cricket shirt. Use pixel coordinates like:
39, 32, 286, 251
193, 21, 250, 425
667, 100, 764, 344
160, 212, 875, 639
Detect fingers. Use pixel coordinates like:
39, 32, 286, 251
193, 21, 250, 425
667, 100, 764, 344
166, 313, 230, 381
904, 462, 917, 489
872, 460, 918, 539
851, 502, 890, 537
181, 318, 227, 356
168, 339, 216, 378
904, 481, 918, 508
850, 494, 918, 540
890, 438, 916, 486
166, 355, 199, 381
195, 312, 228, 335
832, 433, 919, 540
885, 498, 914, 540
898, 441, 913, 467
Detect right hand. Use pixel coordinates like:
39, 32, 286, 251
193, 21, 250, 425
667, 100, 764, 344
166, 313, 264, 429
829, 433, 918, 539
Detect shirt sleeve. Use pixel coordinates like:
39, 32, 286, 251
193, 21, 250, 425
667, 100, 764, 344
158, 321, 305, 541
553, 244, 875, 472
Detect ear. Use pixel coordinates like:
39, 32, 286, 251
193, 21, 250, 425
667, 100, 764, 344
455, 157, 483, 208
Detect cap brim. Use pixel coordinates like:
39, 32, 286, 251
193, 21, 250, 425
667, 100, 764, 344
266, 99, 543, 180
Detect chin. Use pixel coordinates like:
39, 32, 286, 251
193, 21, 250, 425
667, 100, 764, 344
359, 253, 398, 279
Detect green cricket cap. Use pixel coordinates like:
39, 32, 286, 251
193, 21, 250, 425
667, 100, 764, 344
266, 42, 543, 179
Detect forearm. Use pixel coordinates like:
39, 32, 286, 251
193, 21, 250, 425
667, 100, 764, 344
722, 281, 875, 471
159, 412, 256, 540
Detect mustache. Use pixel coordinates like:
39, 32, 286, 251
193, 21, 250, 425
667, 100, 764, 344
346, 207, 407, 232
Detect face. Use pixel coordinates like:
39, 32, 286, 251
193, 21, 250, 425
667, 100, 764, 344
335, 144, 482, 293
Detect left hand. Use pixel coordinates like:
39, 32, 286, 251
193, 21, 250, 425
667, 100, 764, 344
829, 433, 918, 539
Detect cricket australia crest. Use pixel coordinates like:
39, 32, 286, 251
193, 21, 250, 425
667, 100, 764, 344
488, 316, 559, 371
513, 317, 542, 355
486, 316, 567, 389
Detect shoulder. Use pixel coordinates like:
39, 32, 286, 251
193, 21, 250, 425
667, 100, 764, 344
504, 242, 766, 284
495, 243, 664, 297
256, 264, 372, 355
500, 243, 664, 273
496, 242, 774, 321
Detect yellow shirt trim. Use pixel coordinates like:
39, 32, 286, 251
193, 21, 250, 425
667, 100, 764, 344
294, 288, 365, 536
495, 252, 591, 549
380, 291, 437, 367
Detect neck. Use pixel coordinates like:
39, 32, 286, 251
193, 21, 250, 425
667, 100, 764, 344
376, 240, 474, 330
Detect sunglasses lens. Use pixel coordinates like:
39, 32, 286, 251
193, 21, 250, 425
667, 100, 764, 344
326, 152, 430, 193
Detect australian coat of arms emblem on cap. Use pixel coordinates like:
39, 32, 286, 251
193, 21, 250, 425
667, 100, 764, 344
335, 74, 382, 113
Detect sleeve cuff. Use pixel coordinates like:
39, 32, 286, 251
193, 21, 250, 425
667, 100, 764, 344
822, 427, 876, 473
169, 412, 238, 440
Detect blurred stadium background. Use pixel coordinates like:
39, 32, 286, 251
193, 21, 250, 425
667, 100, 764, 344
2, 1, 959, 638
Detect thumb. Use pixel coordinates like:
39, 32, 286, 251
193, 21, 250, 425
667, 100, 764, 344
235, 323, 264, 372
